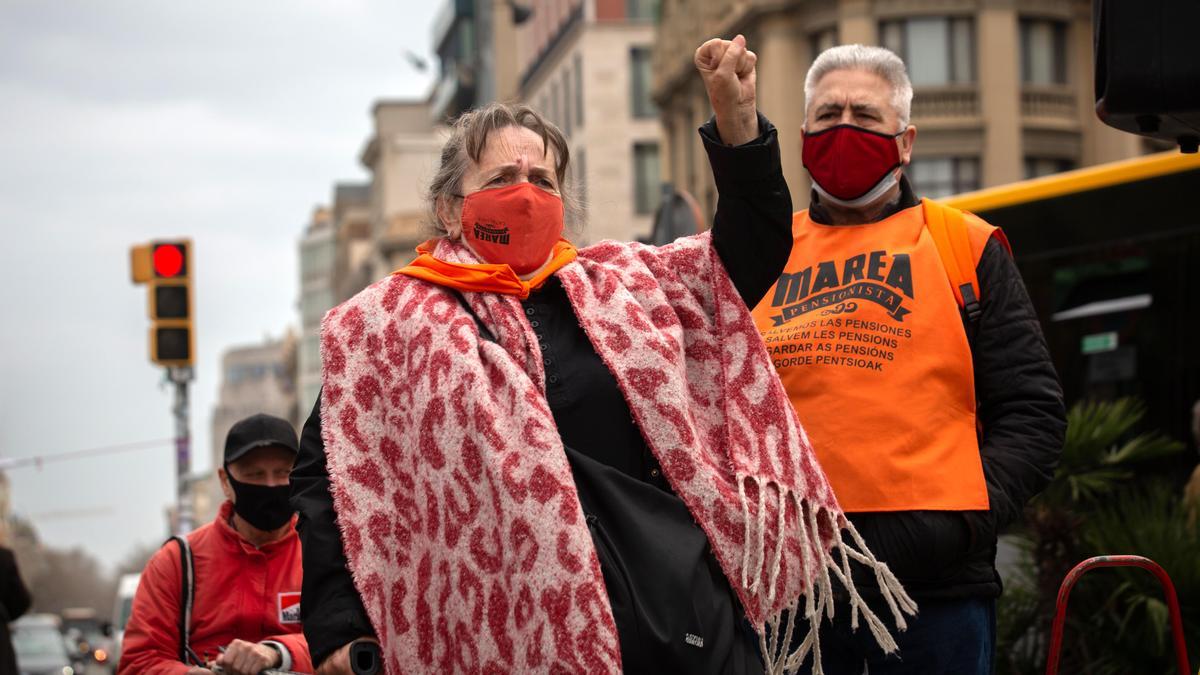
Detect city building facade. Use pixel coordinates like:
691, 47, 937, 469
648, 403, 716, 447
653, 0, 1145, 211
518, 0, 664, 242
298, 207, 335, 414
331, 183, 374, 305
360, 101, 447, 275
431, 0, 525, 121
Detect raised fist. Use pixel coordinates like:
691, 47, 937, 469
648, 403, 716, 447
694, 34, 759, 145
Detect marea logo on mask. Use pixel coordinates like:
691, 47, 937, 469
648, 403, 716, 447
473, 222, 510, 245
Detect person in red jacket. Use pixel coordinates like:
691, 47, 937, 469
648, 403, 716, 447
119, 414, 313, 674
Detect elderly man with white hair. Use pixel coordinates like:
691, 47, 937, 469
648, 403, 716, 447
751, 45, 1067, 673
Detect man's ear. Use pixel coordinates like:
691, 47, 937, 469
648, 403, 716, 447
217, 466, 234, 503
436, 194, 464, 240
898, 125, 917, 165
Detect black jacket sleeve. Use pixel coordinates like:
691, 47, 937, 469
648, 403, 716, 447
700, 113, 794, 308
0, 547, 32, 622
289, 395, 376, 667
967, 238, 1067, 538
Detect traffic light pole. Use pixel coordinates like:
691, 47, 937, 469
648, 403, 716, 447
168, 366, 194, 535
132, 239, 196, 535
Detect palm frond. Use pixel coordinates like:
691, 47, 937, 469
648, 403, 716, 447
1102, 431, 1184, 465
1040, 398, 1185, 510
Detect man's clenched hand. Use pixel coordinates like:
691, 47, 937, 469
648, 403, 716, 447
694, 34, 759, 145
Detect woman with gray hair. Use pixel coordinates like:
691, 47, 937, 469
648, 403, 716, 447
291, 36, 911, 675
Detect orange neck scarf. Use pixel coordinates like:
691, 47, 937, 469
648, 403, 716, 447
394, 238, 578, 299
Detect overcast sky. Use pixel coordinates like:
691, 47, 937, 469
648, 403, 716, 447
0, 0, 438, 570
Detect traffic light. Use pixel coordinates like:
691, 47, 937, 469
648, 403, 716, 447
130, 240, 194, 366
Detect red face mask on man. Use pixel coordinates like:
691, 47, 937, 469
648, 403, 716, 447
802, 124, 904, 208
459, 182, 564, 275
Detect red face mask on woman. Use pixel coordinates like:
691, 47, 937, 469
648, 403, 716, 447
460, 182, 565, 275
802, 124, 904, 207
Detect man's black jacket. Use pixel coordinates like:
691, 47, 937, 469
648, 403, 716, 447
811, 178, 1067, 604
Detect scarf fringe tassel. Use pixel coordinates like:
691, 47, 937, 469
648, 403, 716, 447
739, 475, 919, 675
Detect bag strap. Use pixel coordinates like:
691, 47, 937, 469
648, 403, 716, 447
922, 198, 983, 324
450, 289, 497, 343
166, 535, 197, 665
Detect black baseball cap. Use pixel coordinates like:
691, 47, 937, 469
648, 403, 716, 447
224, 413, 299, 465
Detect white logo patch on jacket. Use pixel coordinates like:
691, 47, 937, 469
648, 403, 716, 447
278, 592, 301, 624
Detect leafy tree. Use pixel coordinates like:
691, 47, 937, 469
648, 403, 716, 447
7, 516, 117, 617
996, 398, 1197, 674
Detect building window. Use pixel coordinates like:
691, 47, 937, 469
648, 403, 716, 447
907, 157, 980, 198
631, 47, 657, 118
1025, 157, 1076, 179
300, 288, 334, 326
574, 53, 584, 129
880, 17, 974, 86
576, 149, 587, 206
633, 142, 661, 215
562, 72, 573, 137
627, 0, 660, 20
1021, 19, 1068, 85
550, 80, 561, 128
300, 335, 321, 372
811, 27, 838, 60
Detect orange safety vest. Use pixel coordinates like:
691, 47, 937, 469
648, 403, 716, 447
751, 200, 1002, 513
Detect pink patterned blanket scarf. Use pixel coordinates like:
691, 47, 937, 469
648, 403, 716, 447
320, 233, 914, 674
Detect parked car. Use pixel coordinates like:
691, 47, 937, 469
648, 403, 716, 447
11, 614, 83, 675
109, 573, 140, 666
60, 607, 115, 673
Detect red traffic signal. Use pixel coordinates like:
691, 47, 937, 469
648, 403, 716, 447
153, 243, 186, 278
131, 240, 191, 283
130, 239, 194, 367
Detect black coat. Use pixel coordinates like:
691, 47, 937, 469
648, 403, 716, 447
0, 546, 33, 675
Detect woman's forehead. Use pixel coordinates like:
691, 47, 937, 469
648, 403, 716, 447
477, 126, 556, 169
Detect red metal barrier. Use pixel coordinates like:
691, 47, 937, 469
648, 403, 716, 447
1045, 555, 1191, 675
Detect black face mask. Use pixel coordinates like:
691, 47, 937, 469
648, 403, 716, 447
225, 470, 293, 531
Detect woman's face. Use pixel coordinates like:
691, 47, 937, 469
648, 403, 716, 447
439, 125, 561, 240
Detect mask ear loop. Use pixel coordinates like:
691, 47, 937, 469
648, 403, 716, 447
811, 169, 902, 209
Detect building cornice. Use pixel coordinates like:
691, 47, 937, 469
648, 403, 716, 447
651, 0, 799, 104
360, 136, 380, 171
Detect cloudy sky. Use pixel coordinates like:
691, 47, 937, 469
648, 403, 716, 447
0, 0, 438, 569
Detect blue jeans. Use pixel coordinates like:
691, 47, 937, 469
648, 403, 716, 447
793, 597, 996, 675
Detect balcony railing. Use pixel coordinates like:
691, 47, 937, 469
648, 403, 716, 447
1021, 86, 1077, 119
911, 86, 980, 119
